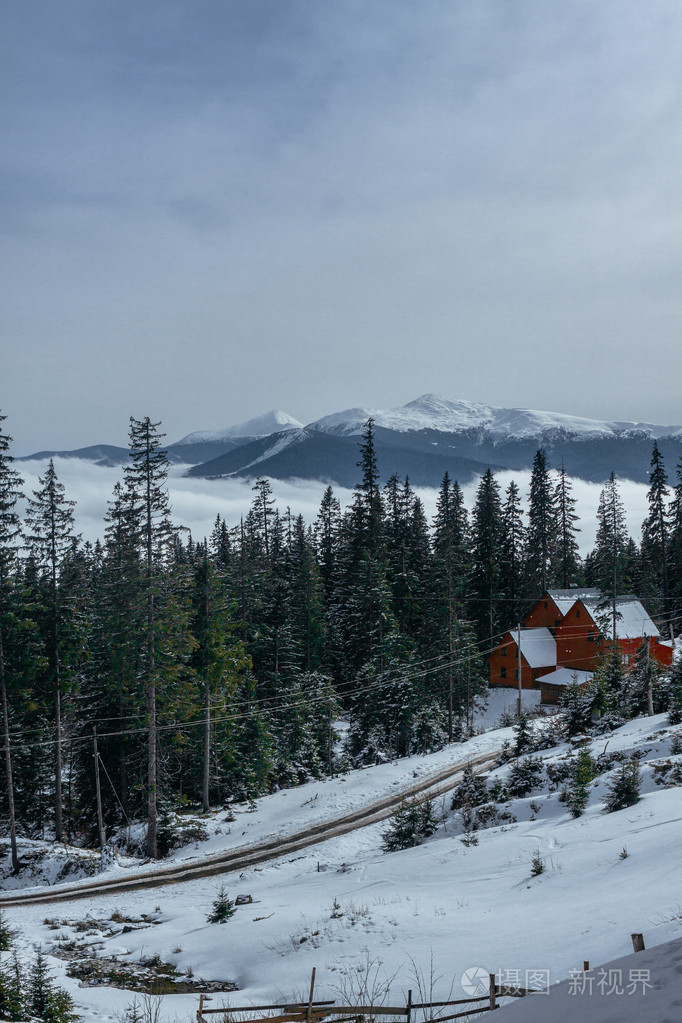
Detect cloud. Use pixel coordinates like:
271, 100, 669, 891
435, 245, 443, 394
3, 1, 682, 453
17, 458, 650, 559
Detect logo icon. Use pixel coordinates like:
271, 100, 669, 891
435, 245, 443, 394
461, 967, 490, 997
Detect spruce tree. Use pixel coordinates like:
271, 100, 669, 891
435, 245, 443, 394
499, 480, 525, 625
567, 746, 593, 817
24, 459, 77, 842
554, 462, 581, 588
641, 441, 670, 612
604, 761, 641, 812
0, 413, 23, 870
524, 448, 557, 596
592, 473, 630, 643
124, 417, 179, 859
669, 459, 682, 618
469, 469, 503, 645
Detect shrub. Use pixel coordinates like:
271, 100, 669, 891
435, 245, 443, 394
604, 761, 642, 813
507, 755, 544, 798
0, 910, 15, 952
530, 849, 544, 876
382, 798, 438, 852
207, 884, 236, 924
451, 764, 487, 811
567, 747, 594, 818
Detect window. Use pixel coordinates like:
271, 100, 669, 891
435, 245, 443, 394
501, 646, 507, 656
515, 669, 519, 681
544, 601, 548, 608
587, 632, 594, 643
576, 608, 581, 618
500, 666, 507, 679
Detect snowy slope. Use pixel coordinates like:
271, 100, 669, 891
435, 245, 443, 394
176, 410, 303, 444
4, 713, 682, 1023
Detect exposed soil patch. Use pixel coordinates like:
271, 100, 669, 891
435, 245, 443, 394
46, 912, 237, 995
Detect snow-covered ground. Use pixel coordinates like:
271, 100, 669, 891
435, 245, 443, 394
3, 712, 682, 1022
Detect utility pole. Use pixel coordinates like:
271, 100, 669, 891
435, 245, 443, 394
517, 623, 523, 719
646, 639, 654, 717
93, 727, 105, 850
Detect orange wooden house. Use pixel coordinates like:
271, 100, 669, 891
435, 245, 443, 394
489, 588, 673, 703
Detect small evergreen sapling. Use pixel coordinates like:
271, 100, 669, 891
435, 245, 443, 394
507, 754, 543, 798
605, 761, 642, 812
530, 849, 545, 876
381, 798, 438, 852
207, 883, 236, 923
0, 910, 14, 951
567, 746, 593, 818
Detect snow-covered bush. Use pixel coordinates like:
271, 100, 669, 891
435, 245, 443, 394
506, 754, 544, 797
604, 761, 642, 812
0, 942, 79, 1023
381, 798, 438, 852
567, 747, 594, 818
450, 764, 487, 811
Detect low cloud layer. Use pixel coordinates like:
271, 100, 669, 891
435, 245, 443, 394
17, 459, 650, 560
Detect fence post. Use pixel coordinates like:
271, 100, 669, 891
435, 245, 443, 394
406, 989, 412, 1023
631, 933, 645, 953
489, 974, 496, 1010
198, 993, 204, 1022
307, 967, 317, 1023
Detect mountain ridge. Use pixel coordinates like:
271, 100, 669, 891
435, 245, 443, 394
17, 394, 682, 486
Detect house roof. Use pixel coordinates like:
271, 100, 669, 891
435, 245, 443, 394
579, 595, 660, 639
545, 588, 601, 617
536, 667, 594, 688
515, 627, 557, 668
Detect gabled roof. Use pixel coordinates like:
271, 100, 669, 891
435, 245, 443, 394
545, 588, 600, 617
579, 595, 660, 639
514, 627, 557, 668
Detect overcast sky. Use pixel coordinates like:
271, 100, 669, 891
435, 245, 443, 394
3, 1, 682, 455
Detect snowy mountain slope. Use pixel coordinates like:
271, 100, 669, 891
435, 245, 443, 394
19, 394, 682, 484
3, 713, 682, 1023
310, 393, 680, 442
176, 410, 303, 444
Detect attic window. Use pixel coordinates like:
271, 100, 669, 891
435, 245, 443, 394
544, 601, 548, 608
576, 608, 581, 618
501, 646, 507, 656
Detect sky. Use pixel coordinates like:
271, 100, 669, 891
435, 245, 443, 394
3, 0, 682, 455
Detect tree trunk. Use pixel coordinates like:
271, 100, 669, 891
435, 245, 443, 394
202, 681, 210, 812
0, 626, 19, 871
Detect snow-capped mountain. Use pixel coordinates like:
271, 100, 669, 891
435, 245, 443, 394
185, 395, 682, 486
311, 394, 678, 443
19, 395, 682, 486
176, 410, 303, 445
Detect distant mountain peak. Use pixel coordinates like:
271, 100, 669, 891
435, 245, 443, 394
176, 410, 303, 445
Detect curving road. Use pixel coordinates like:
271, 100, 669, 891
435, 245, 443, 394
0, 750, 499, 907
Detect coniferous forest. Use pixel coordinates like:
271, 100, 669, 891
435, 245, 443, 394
1, 411, 681, 861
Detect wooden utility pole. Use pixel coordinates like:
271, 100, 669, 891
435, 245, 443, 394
517, 623, 523, 718
93, 727, 105, 850
646, 639, 654, 716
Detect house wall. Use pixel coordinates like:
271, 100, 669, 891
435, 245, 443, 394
555, 602, 603, 671
488, 632, 536, 689
523, 595, 563, 631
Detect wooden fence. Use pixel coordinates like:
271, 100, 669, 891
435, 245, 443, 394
196, 966, 533, 1023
